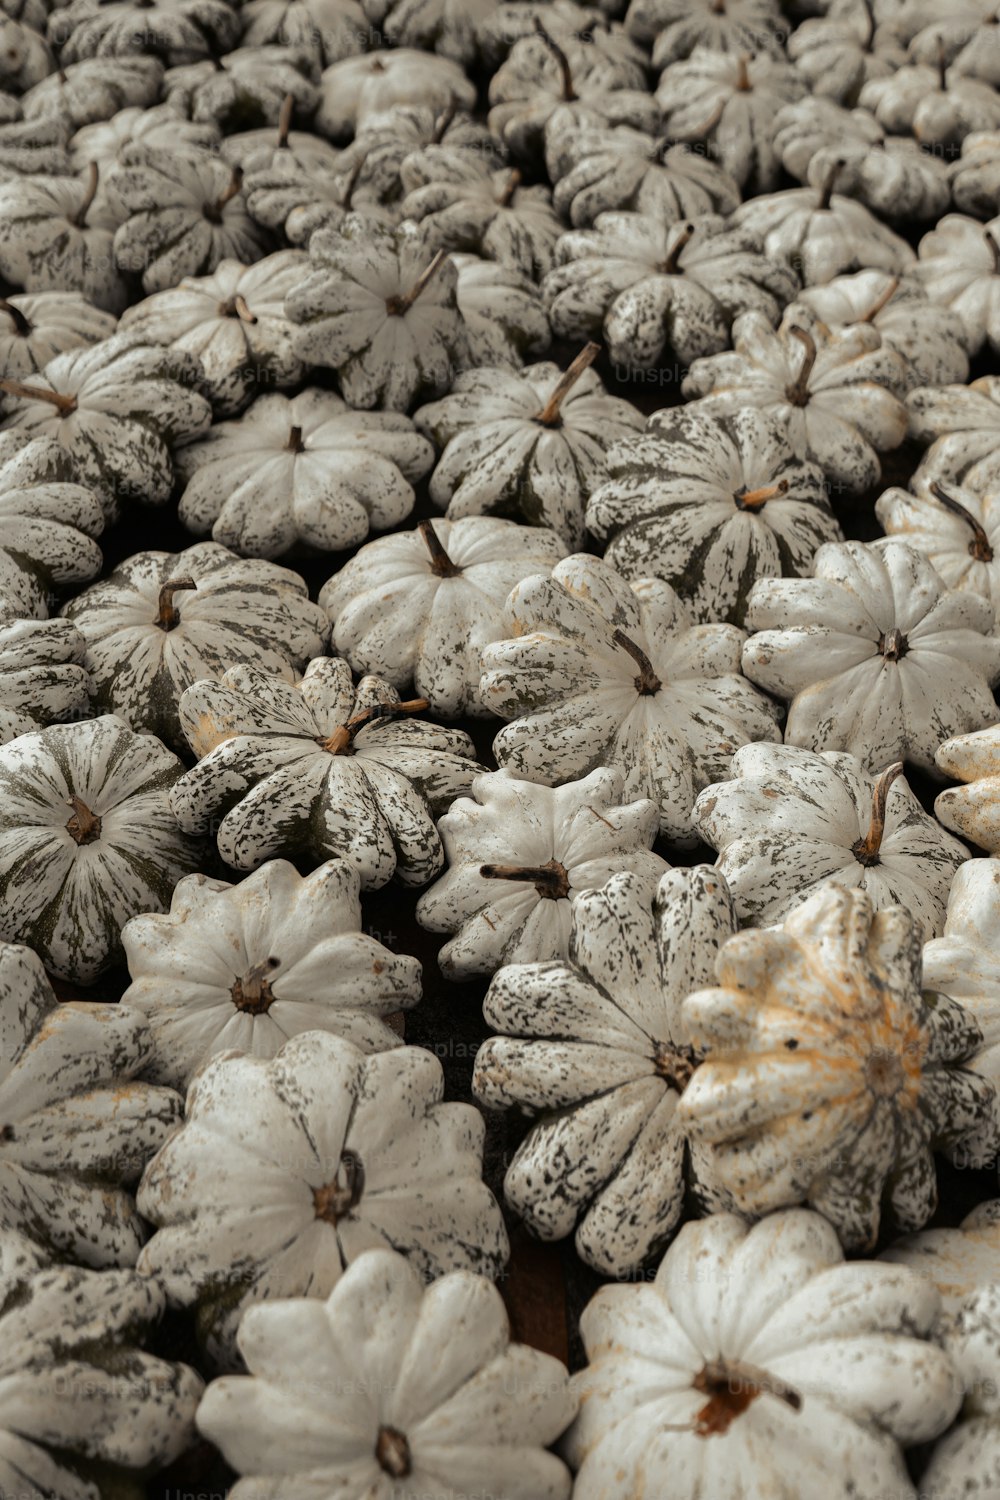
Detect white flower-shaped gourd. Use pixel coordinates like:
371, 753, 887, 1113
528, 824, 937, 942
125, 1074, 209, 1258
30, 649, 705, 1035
544, 109, 743, 228
0, 941, 182, 1265
0, 333, 213, 522
452, 254, 552, 369
285, 217, 468, 412
239, 0, 368, 69
935, 726, 1000, 854
795, 270, 970, 389
20, 55, 163, 129
585, 407, 840, 626
681, 310, 910, 494
655, 49, 808, 192
50, 0, 241, 64
0, 611, 90, 743
882, 1201, 1000, 1313
316, 50, 476, 139
160, 48, 320, 134
543, 215, 798, 371
787, 0, 907, 105
177, 387, 434, 561
0, 14, 52, 92
742, 539, 1000, 774
120, 858, 420, 1089
137, 1033, 509, 1369
197, 1247, 575, 1500
68, 102, 221, 173
242, 150, 392, 245
680, 885, 999, 1249
170, 658, 481, 886
907, 376, 1000, 491
118, 253, 308, 417
730, 175, 916, 286
352, 102, 504, 210
481, 553, 782, 843
921, 1284, 1000, 1498
876, 473, 1000, 617
952, 130, 1000, 220
0, 290, 116, 380
399, 160, 563, 281
915, 214, 1000, 356
564, 1209, 961, 1500
106, 146, 268, 296
625, 0, 787, 59
0, 716, 203, 982
360, 0, 497, 62
321, 516, 567, 718
415, 767, 668, 979
62, 543, 329, 750
693, 743, 969, 938
860, 59, 1000, 148
0, 432, 103, 618
895, 0, 1000, 82
0, 115, 70, 182
0, 1249, 204, 1500
0, 164, 128, 313
414, 346, 643, 550
477, 1, 646, 70
220, 104, 343, 179
474, 866, 736, 1276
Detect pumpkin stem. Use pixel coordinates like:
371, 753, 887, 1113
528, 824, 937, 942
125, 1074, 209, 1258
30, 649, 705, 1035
322, 698, 429, 754
220, 293, 257, 323
785, 326, 818, 407
936, 38, 948, 92
879, 626, 907, 661
860, 0, 875, 48
653, 1040, 699, 1091
71, 161, 99, 228
662, 221, 696, 275
432, 99, 457, 142
734, 54, 751, 91
286, 424, 305, 452
986, 228, 1000, 275
231, 956, 279, 1015
418, 519, 462, 577
276, 91, 294, 148
375, 1427, 412, 1479
534, 341, 600, 426
207, 164, 243, 222
341, 151, 367, 210
0, 378, 77, 414
692, 1359, 801, 1437
497, 167, 521, 206
734, 478, 789, 511
861, 276, 899, 322
817, 157, 844, 211
155, 576, 196, 631
312, 1150, 364, 1224
480, 860, 571, 900
65, 795, 102, 845
533, 17, 576, 100
928, 480, 994, 561
710, 0, 726, 11
613, 627, 662, 695
384, 249, 450, 316
852, 761, 904, 867
0, 297, 31, 337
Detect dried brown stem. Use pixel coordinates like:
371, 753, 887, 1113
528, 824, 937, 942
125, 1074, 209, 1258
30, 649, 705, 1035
155, 576, 196, 631
419, 519, 462, 577
534, 341, 600, 425
852, 762, 904, 865
612, 628, 662, 695
929, 480, 994, 561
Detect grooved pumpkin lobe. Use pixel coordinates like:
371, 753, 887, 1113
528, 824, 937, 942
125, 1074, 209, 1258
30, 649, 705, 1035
66, 795, 101, 845
231, 956, 279, 1015
376, 1426, 411, 1478
313, 1151, 365, 1225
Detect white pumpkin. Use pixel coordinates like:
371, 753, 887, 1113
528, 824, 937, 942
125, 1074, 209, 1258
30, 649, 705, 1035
415, 766, 669, 979
414, 347, 644, 550
137, 1032, 509, 1368
0, 431, 103, 618
68, 102, 221, 172
742, 539, 1000, 774
895, 0, 1000, 82
62, 542, 329, 750
907, 375, 1000, 491
285, 216, 468, 412
585, 406, 842, 627
794, 270, 970, 388
565, 1208, 960, 1500
626, 0, 787, 58
0, 14, 52, 92
681, 309, 910, 494
362, 0, 497, 62
921, 1284, 1000, 1499
239, 0, 368, 68
655, 48, 808, 192
478, 1, 646, 69
730, 177, 916, 285
0, 289, 116, 379
0, 1251, 204, 1500
0, 714, 203, 982
680, 885, 999, 1248
915, 213, 1000, 356
0, 610, 90, 743
0, 333, 213, 522
936, 726, 1000, 854
860, 59, 1000, 147
243, 155, 393, 244
452, 252, 552, 369
197, 1247, 575, 1500
50, 0, 241, 65
693, 743, 970, 937
118, 253, 308, 416
170, 658, 481, 886
0, 940, 182, 1265
473, 865, 737, 1276
399, 160, 563, 281
321, 515, 567, 718
177, 387, 434, 559
881, 1201, 1000, 1313
951, 129, 1000, 220
120, 857, 420, 1089
875, 473, 1000, 616
161, 46, 320, 132
350, 100, 504, 210
542, 214, 797, 371
19, 55, 163, 128
481, 552, 782, 843
0, 114, 70, 181
787, 0, 907, 105
315, 49, 477, 139
0, 165, 128, 314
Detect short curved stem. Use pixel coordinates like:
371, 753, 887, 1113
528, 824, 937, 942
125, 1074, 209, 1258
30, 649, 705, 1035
662, 221, 696, 275
785, 326, 817, 407
862, 276, 899, 322
734, 478, 789, 512
818, 158, 844, 211
929, 481, 994, 561
155, 576, 196, 631
986, 228, 1000, 275
734, 54, 750, 91
210, 165, 243, 220
341, 151, 367, 210
322, 698, 429, 755
497, 167, 521, 206
313, 1151, 365, 1224
0, 298, 31, 336
231, 956, 279, 1015
286, 424, 304, 452
852, 762, 904, 866
480, 861, 571, 900
533, 17, 576, 100
0, 378, 77, 414
385, 249, 449, 316
221, 293, 257, 323
613, 628, 662, 695
936, 39, 948, 92
276, 92, 294, 148
418, 520, 462, 577
72, 161, 99, 228
66, 795, 101, 846
432, 100, 457, 143
534, 341, 600, 426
